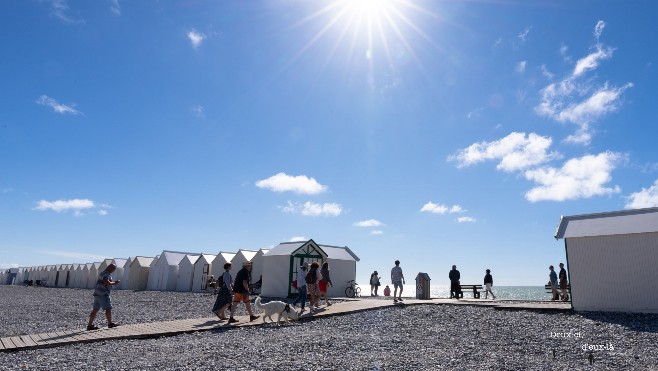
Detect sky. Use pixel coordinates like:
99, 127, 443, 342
1, 0, 657, 286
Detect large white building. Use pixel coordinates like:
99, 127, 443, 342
555, 207, 658, 313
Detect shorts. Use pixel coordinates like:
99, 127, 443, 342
92, 295, 112, 311
233, 292, 250, 303
485, 283, 492, 290
393, 281, 402, 290
559, 280, 567, 289
308, 283, 320, 296
318, 280, 328, 293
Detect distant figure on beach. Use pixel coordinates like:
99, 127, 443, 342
206, 275, 217, 295
558, 263, 569, 302
391, 260, 405, 303
370, 271, 381, 296
87, 263, 121, 331
449, 265, 461, 299
383, 285, 391, 297
228, 261, 259, 324
483, 269, 496, 299
292, 262, 308, 313
212, 263, 232, 321
306, 261, 322, 310
319, 261, 333, 307
548, 265, 559, 301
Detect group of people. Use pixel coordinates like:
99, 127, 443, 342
291, 261, 333, 313
210, 261, 260, 323
549, 263, 569, 301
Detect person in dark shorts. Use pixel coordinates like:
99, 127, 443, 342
449, 265, 461, 299
558, 263, 569, 301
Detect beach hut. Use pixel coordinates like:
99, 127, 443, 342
210, 252, 237, 280
68, 264, 80, 288
111, 258, 128, 287
250, 248, 270, 288
119, 257, 134, 290
87, 262, 102, 289
45, 265, 57, 286
260, 239, 359, 298
175, 254, 201, 292
127, 256, 156, 291
555, 207, 658, 313
6, 268, 18, 285
147, 251, 194, 291
57, 264, 73, 287
98, 259, 114, 273
81, 263, 93, 288
192, 254, 217, 292
229, 250, 258, 283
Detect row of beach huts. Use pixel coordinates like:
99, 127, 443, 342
1, 239, 359, 298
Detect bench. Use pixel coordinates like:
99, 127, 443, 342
451, 284, 483, 299
545, 284, 571, 301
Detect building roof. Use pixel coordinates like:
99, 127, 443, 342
266, 240, 359, 261
554, 207, 658, 239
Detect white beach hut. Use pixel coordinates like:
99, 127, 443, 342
46, 265, 58, 287
111, 258, 128, 287
229, 250, 258, 283
261, 239, 359, 298
210, 252, 237, 280
57, 264, 73, 287
98, 259, 114, 273
81, 263, 93, 288
87, 262, 102, 289
147, 251, 194, 291
555, 207, 658, 313
250, 248, 270, 288
68, 264, 80, 288
192, 254, 217, 292
127, 256, 156, 291
175, 254, 201, 292
120, 257, 134, 290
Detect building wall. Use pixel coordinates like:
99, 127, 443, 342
568, 232, 658, 313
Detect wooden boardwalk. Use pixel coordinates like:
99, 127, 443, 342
0, 298, 570, 353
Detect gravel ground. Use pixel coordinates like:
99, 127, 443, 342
1, 285, 658, 370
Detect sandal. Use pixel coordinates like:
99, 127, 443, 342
108, 322, 120, 328
86, 325, 99, 331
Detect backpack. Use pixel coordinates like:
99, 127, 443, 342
305, 268, 317, 284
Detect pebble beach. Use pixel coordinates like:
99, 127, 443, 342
1, 285, 658, 370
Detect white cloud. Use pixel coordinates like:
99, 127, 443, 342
466, 107, 483, 119
420, 202, 464, 215
370, 230, 384, 235
187, 29, 205, 49
457, 216, 476, 223
625, 179, 658, 209
541, 65, 554, 80
256, 172, 328, 195
518, 27, 531, 44
524, 152, 621, 202
39, 250, 107, 262
449, 132, 558, 172
192, 105, 204, 118
572, 46, 614, 78
33, 198, 110, 216
516, 61, 527, 73
36, 95, 82, 115
594, 20, 605, 40
110, 0, 121, 15
47, 0, 84, 24
289, 236, 307, 242
282, 201, 342, 217
353, 219, 383, 227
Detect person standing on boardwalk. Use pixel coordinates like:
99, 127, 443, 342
449, 265, 461, 299
558, 263, 569, 301
370, 271, 381, 296
292, 262, 309, 313
548, 265, 559, 301
87, 263, 120, 330
483, 269, 496, 300
306, 261, 322, 310
228, 261, 259, 324
319, 261, 333, 307
211, 263, 232, 320
390, 260, 405, 303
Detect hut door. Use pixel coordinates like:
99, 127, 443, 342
201, 264, 209, 290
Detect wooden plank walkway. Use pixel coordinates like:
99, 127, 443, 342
0, 298, 570, 353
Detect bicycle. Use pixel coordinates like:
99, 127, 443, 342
345, 280, 361, 298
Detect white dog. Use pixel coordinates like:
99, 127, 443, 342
254, 297, 299, 325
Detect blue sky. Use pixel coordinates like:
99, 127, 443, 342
1, 0, 657, 286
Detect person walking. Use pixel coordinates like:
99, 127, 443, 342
449, 265, 461, 299
306, 262, 322, 310
292, 262, 309, 313
558, 263, 569, 302
370, 271, 381, 296
483, 269, 496, 300
319, 261, 333, 306
211, 263, 232, 320
228, 261, 259, 324
87, 263, 121, 330
390, 260, 405, 303
549, 265, 559, 301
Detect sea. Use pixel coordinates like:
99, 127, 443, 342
357, 284, 549, 301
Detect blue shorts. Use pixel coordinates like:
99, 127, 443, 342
92, 295, 112, 311
393, 281, 403, 290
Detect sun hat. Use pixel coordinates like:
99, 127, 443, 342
302, 261, 309, 268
